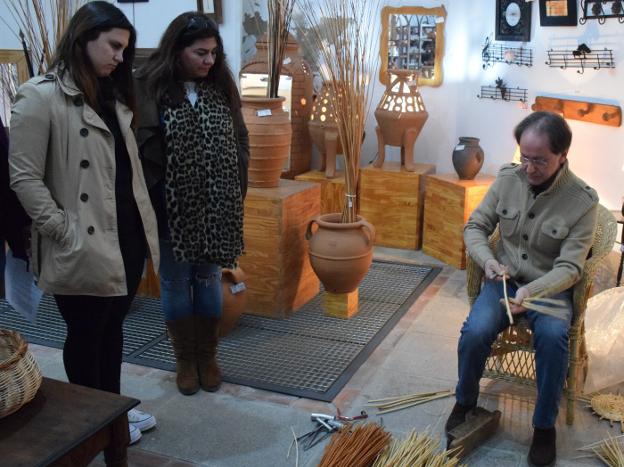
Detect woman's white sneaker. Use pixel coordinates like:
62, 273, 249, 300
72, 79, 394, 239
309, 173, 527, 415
128, 423, 142, 445
128, 408, 157, 432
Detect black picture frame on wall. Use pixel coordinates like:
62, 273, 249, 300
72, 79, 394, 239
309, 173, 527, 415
539, 0, 578, 26
496, 0, 532, 42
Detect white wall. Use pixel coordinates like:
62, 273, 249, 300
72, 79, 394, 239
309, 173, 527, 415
1, 1, 622, 209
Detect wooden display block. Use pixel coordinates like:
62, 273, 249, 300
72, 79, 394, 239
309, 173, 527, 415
324, 290, 359, 318
360, 161, 436, 250
422, 173, 495, 269
239, 179, 321, 318
295, 170, 345, 214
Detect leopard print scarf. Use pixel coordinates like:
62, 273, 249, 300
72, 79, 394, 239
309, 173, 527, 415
162, 82, 244, 268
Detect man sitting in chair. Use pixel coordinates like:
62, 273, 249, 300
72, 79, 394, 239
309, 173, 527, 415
446, 111, 598, 467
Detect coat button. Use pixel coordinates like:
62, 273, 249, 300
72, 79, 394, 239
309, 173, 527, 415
552, 229, 557, 235
80, 159, 90, 168
502, 209, 508, 215
80, 128, 89, 137
73, 96, 83, 106
528, 212, 535, 219
44, 73, 54, 79
521, 253, 528, 260
87, 226, 95, 235
80, 193, 88, 202
517, 276, 525, 283
522, 234, 528, 240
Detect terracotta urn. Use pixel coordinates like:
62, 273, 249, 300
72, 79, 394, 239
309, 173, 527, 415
374, 70, 428, 171
241, 96, 292, 188
452, 137, 484, 180
305, 213, 375, 293
308, 83, 342, 178
219, 267, 247, 337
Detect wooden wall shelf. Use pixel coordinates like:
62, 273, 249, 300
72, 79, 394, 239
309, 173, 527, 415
531, 96, 621, 127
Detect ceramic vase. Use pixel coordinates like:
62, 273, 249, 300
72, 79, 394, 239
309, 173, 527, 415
452, 137, 484, 180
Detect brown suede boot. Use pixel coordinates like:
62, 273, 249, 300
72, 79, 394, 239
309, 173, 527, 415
166, 315, 200, 395
196, 315, 221, 392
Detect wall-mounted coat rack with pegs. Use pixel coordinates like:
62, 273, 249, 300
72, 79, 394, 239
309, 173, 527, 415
531, 96, 621, 127
579, 0, 624, 24
545, 45, 615, 74
481, 37, 533, 69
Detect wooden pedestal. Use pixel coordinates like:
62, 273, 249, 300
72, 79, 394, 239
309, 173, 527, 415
324, 290, 359, 318
239, 179, 321, 318
360, 161, 436, 250
295, 170, 346, 214
422, 173, 495, 269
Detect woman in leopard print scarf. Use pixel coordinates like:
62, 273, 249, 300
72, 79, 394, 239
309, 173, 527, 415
135, 12, 248, 396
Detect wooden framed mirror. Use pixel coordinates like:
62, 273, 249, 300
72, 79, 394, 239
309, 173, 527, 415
379, 5, 447, 87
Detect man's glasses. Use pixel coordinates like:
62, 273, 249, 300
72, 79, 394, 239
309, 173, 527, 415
520, 155, 549, 167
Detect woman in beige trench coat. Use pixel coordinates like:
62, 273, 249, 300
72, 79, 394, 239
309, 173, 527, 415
9, 2, 159, 445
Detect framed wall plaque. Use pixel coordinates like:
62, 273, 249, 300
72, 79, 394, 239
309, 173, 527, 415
539, 0, 578, 26
197, 0, 223, 24
496, 0, 532, 42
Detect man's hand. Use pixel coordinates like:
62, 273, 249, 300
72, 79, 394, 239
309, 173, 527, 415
484, 259, 508, 281
508, 287, 530, 314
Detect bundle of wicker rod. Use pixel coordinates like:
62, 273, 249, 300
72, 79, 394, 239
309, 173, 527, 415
0, 329, 42, 418
372, 430, 464, 467
319, 423, 391, 467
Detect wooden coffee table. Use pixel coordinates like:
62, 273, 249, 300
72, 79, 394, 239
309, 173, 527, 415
0, 377, 139, 466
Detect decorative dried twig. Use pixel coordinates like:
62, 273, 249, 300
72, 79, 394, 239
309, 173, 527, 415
319, 423, 391, 467
267, 0, 295, 98
5, 0, 89, 76
297, 0, 381, 222
367, 389, 454, 415
577, 433, 624, 466
372, 430, 464, 467
501, 274, 514, 325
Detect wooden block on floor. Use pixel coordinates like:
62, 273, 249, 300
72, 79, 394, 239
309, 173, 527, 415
422, 173, 494, 269
360, 161, 436, 250
323, 290, 359, 319
295, 170, 345, 214
238, 179, 321, 318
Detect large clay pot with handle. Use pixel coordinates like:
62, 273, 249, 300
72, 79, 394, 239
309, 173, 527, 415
305, 213, 375, 293
219, 267, 247, 337
241, 96, 291, 188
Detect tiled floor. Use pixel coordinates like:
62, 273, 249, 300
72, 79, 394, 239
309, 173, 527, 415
28, 247, 623, 467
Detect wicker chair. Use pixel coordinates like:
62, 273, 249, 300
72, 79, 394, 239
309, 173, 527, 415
466, 204, 617, 425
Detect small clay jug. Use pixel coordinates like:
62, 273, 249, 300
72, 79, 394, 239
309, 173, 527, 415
219, 267, 247, 337
452, 137, 484, 180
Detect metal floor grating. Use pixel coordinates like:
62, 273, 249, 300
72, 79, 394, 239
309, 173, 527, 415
0, 260, 439, 401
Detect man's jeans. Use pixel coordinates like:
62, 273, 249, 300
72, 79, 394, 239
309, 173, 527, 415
158, 240, 222, 321
455, 279, 572, 428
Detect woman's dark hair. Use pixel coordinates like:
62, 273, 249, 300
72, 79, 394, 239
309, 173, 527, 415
514, 111, 572, 155
51, 1, 136, 112
136, 12, 241, 110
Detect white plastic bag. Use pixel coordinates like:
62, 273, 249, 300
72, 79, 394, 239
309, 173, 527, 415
584, 287, 624, 393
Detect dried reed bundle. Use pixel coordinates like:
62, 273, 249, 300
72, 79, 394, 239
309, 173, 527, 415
319, 423, 391, 467
6, 0, 89, 76
297, 0, 381, 222
372, 430, 464, 467
367, 389, 454, 415
267, 0, 295, 98
577, 434, 624, 466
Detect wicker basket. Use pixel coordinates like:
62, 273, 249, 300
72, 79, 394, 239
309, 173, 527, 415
0, 329, 43, 418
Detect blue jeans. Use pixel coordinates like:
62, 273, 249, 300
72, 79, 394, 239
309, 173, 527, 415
455, 279, 572, 428
158, 240, 222, 321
